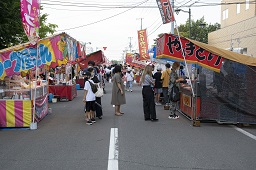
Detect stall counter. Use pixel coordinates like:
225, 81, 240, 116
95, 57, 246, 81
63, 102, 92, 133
0, 85, 49, 128
179, 84, 200, 119
49, 84, 77, 101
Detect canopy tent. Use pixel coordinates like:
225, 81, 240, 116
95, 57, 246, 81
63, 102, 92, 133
0, 32, 82, 79
78, 50, 105, 70
156, 33, 256, 72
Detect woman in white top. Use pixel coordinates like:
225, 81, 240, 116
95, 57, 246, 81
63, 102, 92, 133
125, 68, 134, 92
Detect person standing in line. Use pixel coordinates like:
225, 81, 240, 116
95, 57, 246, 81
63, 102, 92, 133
111, 65, 126, 116
140, 65, 158, 122
161, 63, 171, 106
168, 62, 184, 119
83, 71, 96, 125
153, 66, 163, 105
125, 68, 134, 92
88, 67, 103, 120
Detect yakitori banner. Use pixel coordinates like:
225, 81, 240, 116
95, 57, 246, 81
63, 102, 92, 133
138, 29, 150, 61
156, 0, 175, 24
20, 0, 40, 45
156, 34, 223, 72
0, 34, 79, 79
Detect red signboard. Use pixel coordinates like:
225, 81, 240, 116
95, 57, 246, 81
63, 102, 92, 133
156, 34, 223, 72
138, 29, 150, 61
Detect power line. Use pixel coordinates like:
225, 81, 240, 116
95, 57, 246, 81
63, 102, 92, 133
56, 0, 149, 31
148, 23, 163, 36
42, 0, 256, 10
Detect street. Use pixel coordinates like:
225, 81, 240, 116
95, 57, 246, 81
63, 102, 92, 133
1, 82, 256, 170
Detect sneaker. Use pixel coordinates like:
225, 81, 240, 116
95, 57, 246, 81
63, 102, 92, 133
86, 120, 93, 125
168, 115, 179, 119
130, 90, 133, 92
174, 115, 179, 119
91, 118, 96, 123
97, 116, 102, 119
151, 118, 159, 122
155, 102, 161, 106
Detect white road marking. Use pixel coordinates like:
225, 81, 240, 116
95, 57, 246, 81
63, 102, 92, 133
234, 126, 256, 141
108, 128, 119, 170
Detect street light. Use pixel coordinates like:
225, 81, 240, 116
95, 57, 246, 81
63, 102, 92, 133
175, 8, 191, 38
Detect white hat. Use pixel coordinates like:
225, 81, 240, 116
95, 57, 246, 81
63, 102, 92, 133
157, 66, 162, 71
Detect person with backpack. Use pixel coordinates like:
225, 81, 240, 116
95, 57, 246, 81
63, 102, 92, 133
83, 71, 96, 125
87, 66, 103, 120
168, 62, 184, 119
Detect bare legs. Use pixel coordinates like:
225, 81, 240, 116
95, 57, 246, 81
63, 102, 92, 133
115, 105, 123, 116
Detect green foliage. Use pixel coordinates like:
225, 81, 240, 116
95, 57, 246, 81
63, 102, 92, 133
0, 2, 58, 50
153, 17, 220, 45
177, 17, 220, 43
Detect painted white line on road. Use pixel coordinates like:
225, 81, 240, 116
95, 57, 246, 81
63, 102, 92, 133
234, 126, 256, 141
108, 128, 119, 170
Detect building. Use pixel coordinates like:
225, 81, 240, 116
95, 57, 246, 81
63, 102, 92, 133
208, 0, 256, 57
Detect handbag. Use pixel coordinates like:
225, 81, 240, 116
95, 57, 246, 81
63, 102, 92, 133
95, 84, 104, 97
170, 84, 180, 102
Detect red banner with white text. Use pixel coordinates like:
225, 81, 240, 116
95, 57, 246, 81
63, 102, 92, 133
156, 0, 175, 24
156, 34, 224, 72
138, 29, 150, 61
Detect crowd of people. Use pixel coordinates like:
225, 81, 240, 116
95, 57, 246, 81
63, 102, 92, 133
82, 61, 185, 125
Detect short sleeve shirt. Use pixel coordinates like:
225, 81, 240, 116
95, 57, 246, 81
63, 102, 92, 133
84, 80, 96, 101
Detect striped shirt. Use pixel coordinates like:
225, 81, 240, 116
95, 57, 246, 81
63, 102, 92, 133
142, 74, 154, 87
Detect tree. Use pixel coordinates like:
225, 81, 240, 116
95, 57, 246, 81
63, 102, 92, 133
0, 1, 58, 50
153, 17, 220, 45
176, 17, 220, 43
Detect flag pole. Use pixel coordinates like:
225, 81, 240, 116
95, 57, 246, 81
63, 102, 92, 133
173, 20, 200, 126
30, 1, 41, 130
173, 21, 195, 97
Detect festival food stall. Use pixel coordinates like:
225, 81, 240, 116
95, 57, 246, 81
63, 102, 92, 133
156, 33, 256, 125
0, 32, 81, 128
0, 43, 51, 128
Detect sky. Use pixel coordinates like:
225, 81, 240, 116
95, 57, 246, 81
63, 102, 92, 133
41, 0, 221, 61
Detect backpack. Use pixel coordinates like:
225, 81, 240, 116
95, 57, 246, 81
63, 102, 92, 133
170, 84, 180, 102
89, 81, 98, 93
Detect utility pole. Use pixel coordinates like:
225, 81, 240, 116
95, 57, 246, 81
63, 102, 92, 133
128, 37, 132, 52
137, 18, 143, 30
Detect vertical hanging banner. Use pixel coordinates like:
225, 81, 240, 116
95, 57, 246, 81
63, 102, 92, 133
20, 0, 40, 45
137, 29, 150, 61
125, 53, 133, 65
156, 0, 175, 24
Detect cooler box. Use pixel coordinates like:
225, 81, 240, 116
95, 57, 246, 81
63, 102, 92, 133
76, 84, 80, 90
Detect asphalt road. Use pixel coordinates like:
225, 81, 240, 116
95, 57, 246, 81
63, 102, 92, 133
1, 82, 256, 170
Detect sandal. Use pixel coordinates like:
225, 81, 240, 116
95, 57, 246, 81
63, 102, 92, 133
115, 113, 123, 116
